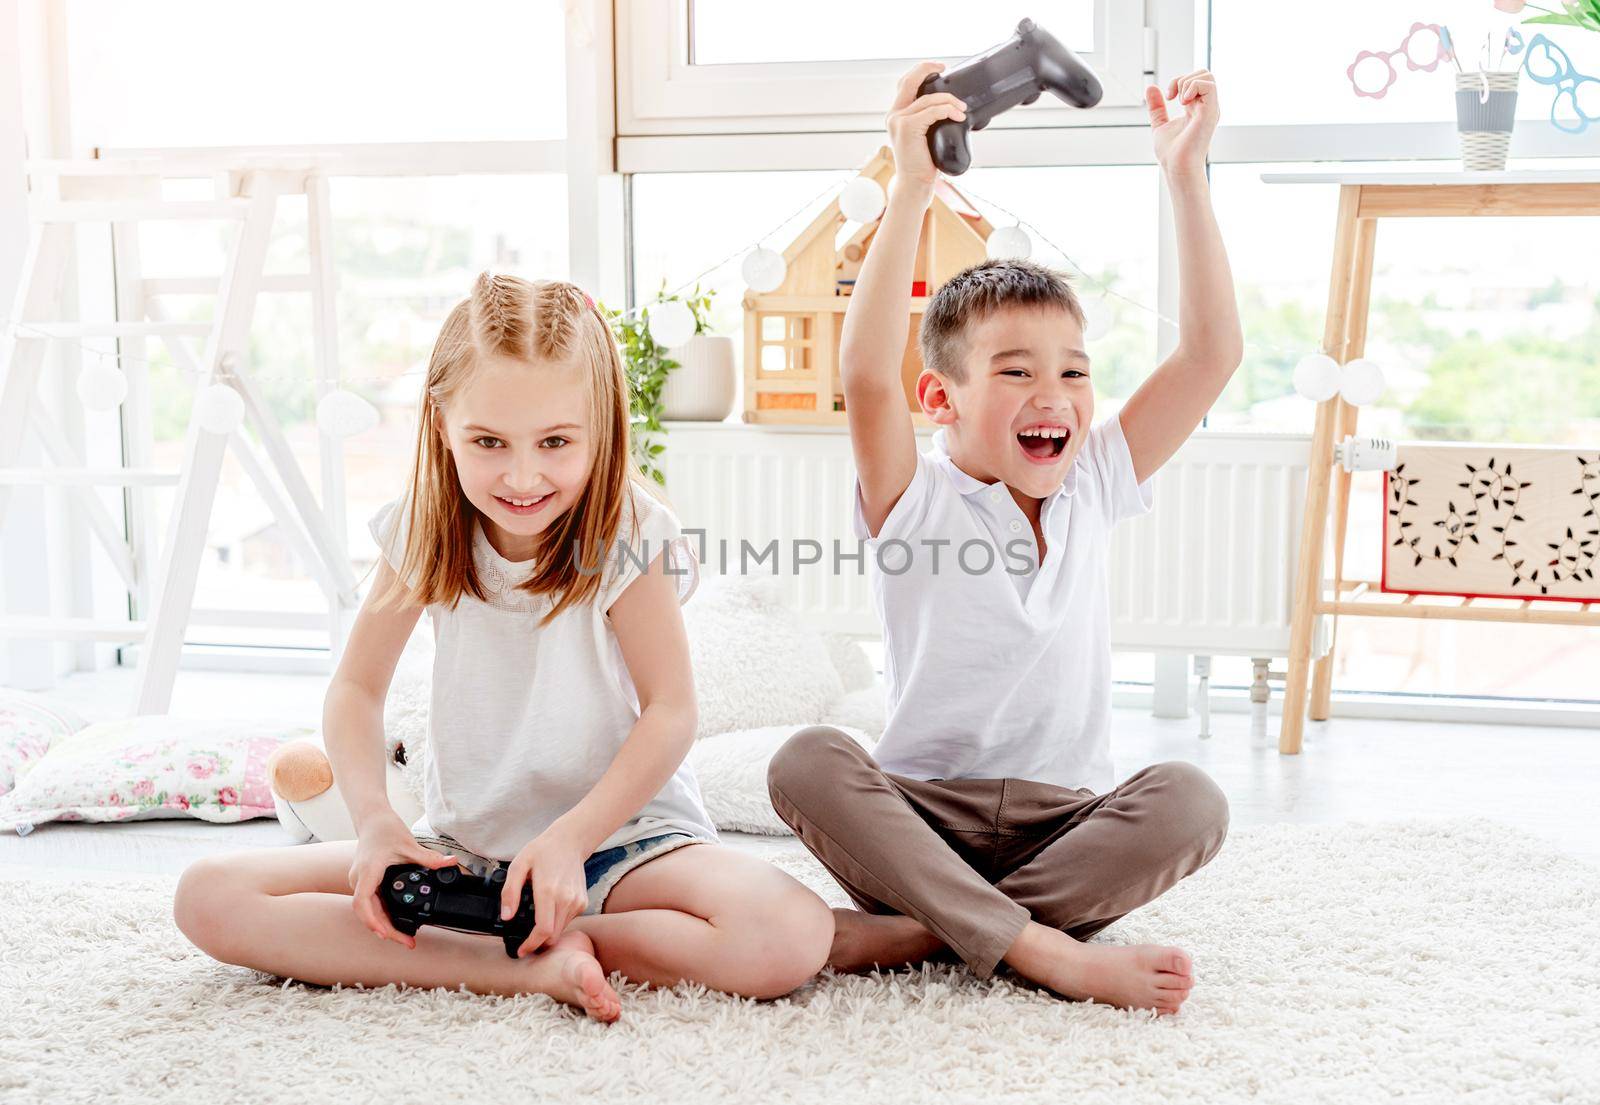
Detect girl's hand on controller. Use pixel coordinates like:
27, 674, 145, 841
503, 829, 588, 957
348, 814, 458, 949
886, 61, 967, 191
1146, 68, 1220, 181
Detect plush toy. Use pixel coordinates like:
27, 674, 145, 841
267, 736, 422, 843
267, 626, 434, 843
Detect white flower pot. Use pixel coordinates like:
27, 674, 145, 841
660, 333, 736, 421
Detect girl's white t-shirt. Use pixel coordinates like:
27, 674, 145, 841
369, 482, 718, 861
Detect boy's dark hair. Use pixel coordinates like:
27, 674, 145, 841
919, 259, 1086, 384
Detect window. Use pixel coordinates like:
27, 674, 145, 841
1209, 158, 1600, 444
619, 0, 1161, 136
950, 165, 1160, 406
334, 176, 570, 589
688, 1, 1095, 65
65, 0, 566, 146
630, 165, 1159, 416
1212, 0, 1600, 130
44, 0, 1600, 710
1206, 157, 1600, 704
631, 169, 840, 389
134, 175, 569, 650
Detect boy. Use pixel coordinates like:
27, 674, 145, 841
767, 62, 1241, 1016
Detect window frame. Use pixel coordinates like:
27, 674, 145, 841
616, 0, 1159, 137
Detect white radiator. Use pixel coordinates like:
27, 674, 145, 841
1108, 432, 1311, 657
660, 422, 1312, 656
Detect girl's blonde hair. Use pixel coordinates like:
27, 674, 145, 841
374, 272, 644, 623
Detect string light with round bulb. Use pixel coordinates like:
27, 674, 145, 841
195, 384, 244, 436
1080, 296, 1112, 342
4, 173, 1388, 417
1338, 358, 1386, 406
985, 224, 1032, 261
838, 177, 886, 224
646, 299, 697, 349
741, 247, 787, 293
75, 363, 128, 411
316, 388, 380, 438
1292, 353, 1343, 403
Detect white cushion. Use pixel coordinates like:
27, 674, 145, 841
687, 725, 875, 836
0, 716, 311, 835
0, 690, 87, 797
682, 576, 845, 739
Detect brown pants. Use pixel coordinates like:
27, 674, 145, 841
766, 725, 1230, 979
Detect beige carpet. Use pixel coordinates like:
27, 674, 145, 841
3, 821, 1597, 1104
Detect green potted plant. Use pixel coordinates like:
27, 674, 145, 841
603, 284, 716, 486
1495, 0, 1600, 30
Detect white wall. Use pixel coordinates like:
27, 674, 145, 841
1, 0, 83, 690
1, 0, 44, 688
1, 0, 30, 324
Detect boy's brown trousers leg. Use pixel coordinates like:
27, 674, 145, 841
767, 725, 1230, 979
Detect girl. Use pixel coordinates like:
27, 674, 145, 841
174, 273, 834, 1021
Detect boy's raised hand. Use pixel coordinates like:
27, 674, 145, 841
886, 62, 967, 189
1145, 69, 1220, 179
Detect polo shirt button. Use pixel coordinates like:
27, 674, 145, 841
987, 489, 1002, 504
1008, 520, 1023, 533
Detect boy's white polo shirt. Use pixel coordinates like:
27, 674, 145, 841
851, 413, 1153, 792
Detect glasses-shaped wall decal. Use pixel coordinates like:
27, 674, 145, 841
1522, 33, 1600, 134
1348, 22, 1454, 100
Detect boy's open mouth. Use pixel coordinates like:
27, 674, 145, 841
1017, 426, 1070, 463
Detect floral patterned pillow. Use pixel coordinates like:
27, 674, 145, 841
0, 716, 312, 836
0, 691, 87, 797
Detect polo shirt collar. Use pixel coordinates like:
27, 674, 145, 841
929, 427, 1079, 502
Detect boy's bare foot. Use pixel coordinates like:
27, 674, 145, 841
524, 930, 621, 1022
1004, 922, 1194, 1015
828, 908, 946, 972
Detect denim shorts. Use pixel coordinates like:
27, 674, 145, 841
410, 817, 702, 915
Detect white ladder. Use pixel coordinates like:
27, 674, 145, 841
0, 159, 360, 713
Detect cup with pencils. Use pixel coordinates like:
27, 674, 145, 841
1449, 27, 1521, 170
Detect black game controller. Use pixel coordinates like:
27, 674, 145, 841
381, 862, 535, 958
917, 18, 1103, 176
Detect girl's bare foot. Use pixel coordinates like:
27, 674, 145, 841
527, 930, 621, 1022
828, 908, 946, 972
1004, 922, 1194, 1015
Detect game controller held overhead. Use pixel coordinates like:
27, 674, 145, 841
380, 861, 536, 958
917, 18, 1103, 176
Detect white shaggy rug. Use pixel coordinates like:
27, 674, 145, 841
3, 821, 1597, 1105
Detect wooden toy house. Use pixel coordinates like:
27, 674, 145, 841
742, 147, 994, 425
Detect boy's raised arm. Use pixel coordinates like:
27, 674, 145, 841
843, 62, 967, 537
1119, 70, 1245, 486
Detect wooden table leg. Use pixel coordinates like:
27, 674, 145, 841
1311, 216, 1378, 721
1282, 186, 1362, 755
1311, 399, 1360, 719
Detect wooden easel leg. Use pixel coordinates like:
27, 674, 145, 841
1283, 399, 1339, 754
1311, 217, 1377, 721
1311, 400, 1360, 718
1282, 187, 1362, 755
